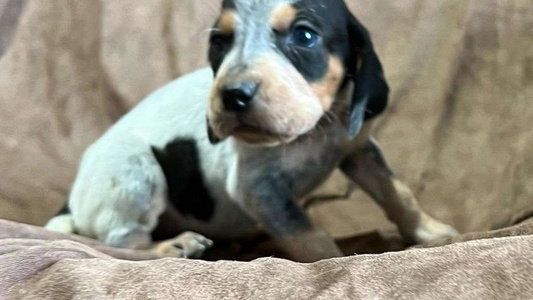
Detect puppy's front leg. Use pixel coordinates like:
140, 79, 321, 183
340, 135, 458, 244
240, 173, 342, 262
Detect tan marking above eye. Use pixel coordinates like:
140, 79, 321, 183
270, 4, 297, 32
219, 10, 236, 35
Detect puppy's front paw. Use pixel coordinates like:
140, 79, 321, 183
411, 214, 459, 244
153, 232, 213, 258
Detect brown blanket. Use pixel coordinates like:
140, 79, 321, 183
1, 220, 533, 299
0, 1, 532, 299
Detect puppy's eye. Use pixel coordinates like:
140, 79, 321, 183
291, 27, 319, 48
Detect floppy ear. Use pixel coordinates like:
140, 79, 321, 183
346, 14, 389, 138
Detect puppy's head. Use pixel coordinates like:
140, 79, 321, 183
207, 0, 388, 146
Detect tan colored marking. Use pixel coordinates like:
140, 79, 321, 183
270, 4, 297, 32
311, 56, 345, 111
219, 10, 236, 35
208, 53, 324, 145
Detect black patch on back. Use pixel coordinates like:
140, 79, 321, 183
151, 139, 215, 222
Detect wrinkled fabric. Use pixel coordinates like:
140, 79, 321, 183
0, 0, 532, 252
0, 0, 25, 56
0, 220, 532, 300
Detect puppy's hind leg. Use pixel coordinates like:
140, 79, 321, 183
45, 199, 76, 233
100, 152, 212, 258
46, 214, 76, 234
105, 226, 213, 259
151, 231, 213, 258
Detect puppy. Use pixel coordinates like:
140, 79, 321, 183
46, 0, 458, 262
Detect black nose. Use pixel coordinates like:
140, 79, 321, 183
221, 82, 258, 112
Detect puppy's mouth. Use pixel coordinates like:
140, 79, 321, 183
233, 123, 296, 145
210, 118, 298, 146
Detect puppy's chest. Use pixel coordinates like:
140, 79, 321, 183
238, 131, 349, 198
278, 141, 346, 197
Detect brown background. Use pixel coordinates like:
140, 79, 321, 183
0, 0, 531, 244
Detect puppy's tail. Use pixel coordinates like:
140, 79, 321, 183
45, 202, 76, 234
